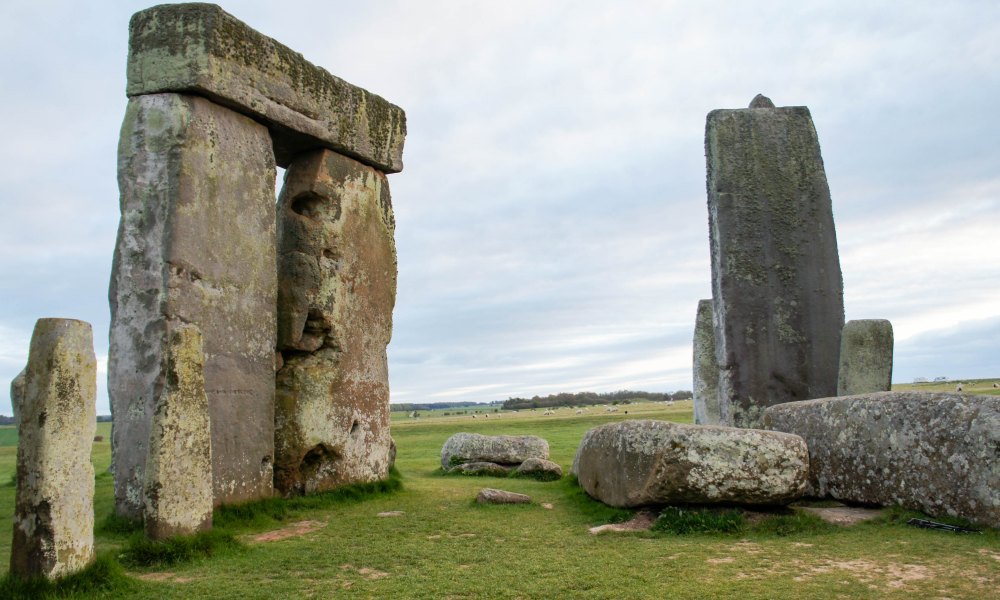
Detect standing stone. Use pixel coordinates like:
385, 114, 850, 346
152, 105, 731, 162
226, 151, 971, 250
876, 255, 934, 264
706, 96, 844, 427
11, 319, 96, 579
110, 92, 277, 518
9, 367, 25, 427
144, 324, 213, 540
274, 149, 396, 495
837, 319, 893, 395
692, 299, 720, 425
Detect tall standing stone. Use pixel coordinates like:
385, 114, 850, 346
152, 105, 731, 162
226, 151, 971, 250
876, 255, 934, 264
110, 92, 277, 518
11, 319, 96, 579
706, 95, 844, 427
9, 367, 25, 427
144, 324, 213, 540
837, 319, 893, 395
692, 299, 720, 425
274, 149, 396, 495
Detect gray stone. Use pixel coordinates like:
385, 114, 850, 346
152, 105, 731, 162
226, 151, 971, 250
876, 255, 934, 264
748, 93, 775, 108
706, 97, 844, 427
572, 420, 808, 508
9, 367, 25, 427
448, 462, 512, 477
513, 457, 563, 481
762, 392, 1000, 529
126, 3, 406, 173
441, 433, 549, 470
692, 299, 720, 425
11, 319, 96, 579
837, 319, 893, 395
477, 488, 532, 505
273, 149, 396, 496
143, 324, 213, 540
110, 92, 276, 518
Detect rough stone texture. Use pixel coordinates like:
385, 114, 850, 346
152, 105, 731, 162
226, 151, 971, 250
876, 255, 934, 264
11, 319, 96, 579
706, 98, 844, 427
572, 420, 808, 508
110, 92, 276, 518
837, 319, 893, 396
692, 299, 720, 425
9, 367, 25, 427
513, 457, 563, 481
143, 324, 213, 540
126, 3, 406, 173
448, 462, 512, 477
762, 392, 1000, 529
477, 488, 532, 505
440, 433, 549, 470
273, 148, 396, 496
748, 94, 776, 108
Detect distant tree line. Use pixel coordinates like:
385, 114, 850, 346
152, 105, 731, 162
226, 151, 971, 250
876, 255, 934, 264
390, 401, 499, 413
501, 390, 691, 410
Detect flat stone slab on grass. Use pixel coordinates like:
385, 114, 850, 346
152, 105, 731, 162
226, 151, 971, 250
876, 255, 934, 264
477, 489, 532, 505
126, 3, 406, 172
441, 433, 549, 470
573, 420, 808, 508
797, 505, 884, 526
513, 458, 563, 481
588, 510, 658, 535
763, 391, 1000, 529
448, 462, 513, 477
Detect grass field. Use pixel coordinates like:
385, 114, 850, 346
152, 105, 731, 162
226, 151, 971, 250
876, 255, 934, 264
0, 400, 998, 599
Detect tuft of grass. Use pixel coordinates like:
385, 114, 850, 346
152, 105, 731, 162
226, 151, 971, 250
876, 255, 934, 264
560, 476, 633, 524
118, 529, 242, 568
871, 504, 987, 532
0, 553, 136, 599
651, 506, 746, 535
213, 467, 403, 531
752, 510, 839, 537
96, 512, 143, 536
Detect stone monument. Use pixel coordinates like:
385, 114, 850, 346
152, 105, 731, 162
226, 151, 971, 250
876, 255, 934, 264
705, 94, 844, 427
11, 319, 96, 579
837, 319, 893, 395
110, 4, 405, 514
692, 299, 720, 424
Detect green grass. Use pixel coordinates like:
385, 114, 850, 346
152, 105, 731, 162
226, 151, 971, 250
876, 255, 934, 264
1, 401, 998, 598
893, 378, 1000, 395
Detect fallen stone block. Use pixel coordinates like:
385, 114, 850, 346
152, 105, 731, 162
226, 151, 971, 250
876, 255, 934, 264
477, 489, 532, 505
441, 433, 549, 470
512, 457, 563, 481
126, 3, 406, 172
448, 462, 513, 477
573, 420, 808, 508
763, 391, 1000, 529
11, 319, 96, 579
837, 319, 893, 395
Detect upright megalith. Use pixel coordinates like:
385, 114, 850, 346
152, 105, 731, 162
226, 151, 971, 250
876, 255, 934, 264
274, 149, 397, 495
692, 299, 720, 425
706, 95, 844, 427
837, 319, 893, 395
110, 91, 277, 517
9, 367, 25, 427
144, 324, 213, 540
11, 319, 96, 579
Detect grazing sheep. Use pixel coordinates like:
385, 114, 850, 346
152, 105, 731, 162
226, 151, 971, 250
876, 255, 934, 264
956, 384, 964, 392
472, 414, 477, 419
484, 413, 489, 419
994, 383, 998, 389
575, 409, 583, 415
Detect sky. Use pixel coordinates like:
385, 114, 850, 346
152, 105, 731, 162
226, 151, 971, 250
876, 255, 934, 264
1, 0, 998, 415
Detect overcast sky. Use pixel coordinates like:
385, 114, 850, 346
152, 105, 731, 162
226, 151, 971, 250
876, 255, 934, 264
1, 0, 998, 415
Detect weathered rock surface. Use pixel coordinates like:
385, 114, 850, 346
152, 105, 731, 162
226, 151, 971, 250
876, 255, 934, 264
706, 97, 844, 427
274, 148, 396, 496
572, 420, 808, 508
837, 320, 893, 395
763, 392, 1000, 529
513, 457, 563, 481
441, 433, 549, 470
126, 3, 406, 172
448, 462, 512, 477
9, 367, 25, 427
11, 319, 96, 579
692, 299, 720, 425
143, 324, 213, 540
110, 92, 276, 517
477, 488, 532, 505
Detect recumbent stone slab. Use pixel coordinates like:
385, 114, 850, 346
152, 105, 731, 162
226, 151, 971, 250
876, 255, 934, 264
572, 420, 808, 508
110, 92, 276, 518
144, 324, 213, 540
11, 319, 96, 579
441, 433, 549, 470
126, 3, 406, 172
837, 319, 893, 396
692, 299, 720, 425
762, 392, 1000, 529
706, 97, 844, 427
274, 148, 396, 496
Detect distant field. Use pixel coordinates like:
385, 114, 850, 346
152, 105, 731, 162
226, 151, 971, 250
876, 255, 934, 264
893, 377, 1000, 395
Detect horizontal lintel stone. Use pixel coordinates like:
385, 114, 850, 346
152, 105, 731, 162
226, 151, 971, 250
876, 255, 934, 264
126, 2, 406, 173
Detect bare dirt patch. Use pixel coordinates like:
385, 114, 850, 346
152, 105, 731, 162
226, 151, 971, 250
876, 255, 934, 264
798, 505, 883, 525
792, 558, 932, 590
137, 572, 194, 583
588, 510, 657, 535
249, 520, 326, 543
